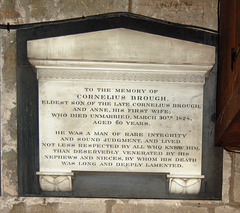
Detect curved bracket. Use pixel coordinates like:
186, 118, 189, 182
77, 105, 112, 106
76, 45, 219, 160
36, 172, 74, 192
167, 175, 204, 194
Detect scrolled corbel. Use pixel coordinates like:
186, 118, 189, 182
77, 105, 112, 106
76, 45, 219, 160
167, 175, 204, 194
36, 172, 74, 192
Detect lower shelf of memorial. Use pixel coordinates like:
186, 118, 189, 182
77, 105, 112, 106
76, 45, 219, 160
36, 171, 204, 194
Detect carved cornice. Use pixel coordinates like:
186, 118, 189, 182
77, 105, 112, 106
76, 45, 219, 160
30, 60, 211, 84
37, 69, 206, 83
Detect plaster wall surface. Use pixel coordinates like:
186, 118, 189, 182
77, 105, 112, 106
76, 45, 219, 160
1, 0, 240, 212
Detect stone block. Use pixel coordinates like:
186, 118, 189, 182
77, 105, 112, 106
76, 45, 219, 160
215, 206, 240, 213
1, 149, 17, 197
2, 32, 17, 91
10, 203, 60, 213
0, 206, 10, 213
232, 174, 240, 203
59, 0, 129, 16
112, 202, 209, 213
57, 202, 106, 213
1, 0, 129, 24
10, 201, 106, 213
28, 0, 128, 22
131, 0, 218, 30
222, 151, 232, 203
1, 31, 18, 197
234, 153, 240, 174
0, 0, 21, 23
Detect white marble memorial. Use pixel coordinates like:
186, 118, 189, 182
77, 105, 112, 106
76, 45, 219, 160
28, 28, 215, 193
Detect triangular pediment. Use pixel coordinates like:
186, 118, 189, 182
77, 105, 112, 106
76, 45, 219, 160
28, 28, 215, 65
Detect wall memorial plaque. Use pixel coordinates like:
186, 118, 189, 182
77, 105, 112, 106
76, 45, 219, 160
28, 28, 215, 194
17, 13, 222, 199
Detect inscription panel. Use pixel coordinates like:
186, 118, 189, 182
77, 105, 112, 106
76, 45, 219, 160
39, 80, 203, 175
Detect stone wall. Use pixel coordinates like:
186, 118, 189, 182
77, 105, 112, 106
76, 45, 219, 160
1, 0, 240, 212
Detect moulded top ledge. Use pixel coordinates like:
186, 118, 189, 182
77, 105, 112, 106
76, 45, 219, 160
27, 28, 215, 66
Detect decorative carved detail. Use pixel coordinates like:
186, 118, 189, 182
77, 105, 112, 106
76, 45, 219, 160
167, 175, 204, 194
37, 69, 205, 83
36, 172, 74, 192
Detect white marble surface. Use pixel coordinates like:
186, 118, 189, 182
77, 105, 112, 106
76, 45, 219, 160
28, 28, 215, 65
38, 79, 203, 175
